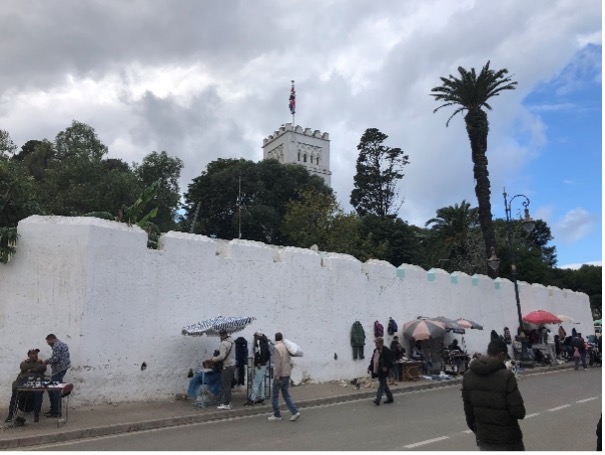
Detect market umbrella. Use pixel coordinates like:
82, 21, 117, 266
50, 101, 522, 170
418, 316, 466, 334
181, 315, 256, 337
522, 310, 562, 325
456, 318, 484, 330
402, 319, 447, 341
556, 314, 579, 324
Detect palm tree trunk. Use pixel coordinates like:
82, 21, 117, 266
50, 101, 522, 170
465, 109, 497, 278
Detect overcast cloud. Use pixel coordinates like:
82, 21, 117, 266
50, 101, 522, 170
0, 0, 601, 237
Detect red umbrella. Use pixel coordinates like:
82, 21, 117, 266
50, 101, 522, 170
522, 310, 562, 325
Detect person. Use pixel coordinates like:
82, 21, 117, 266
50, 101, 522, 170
412, 340, 431, 374
448, 339, 464, 373
4, 349, 47, 423
462, 339, 526, 451
268, 332, 300, 421
244, 331, 270, 406
43, 334, 70, 418
367, 337, 394, 406
571, 332, 587, 370
187, 360, 222, 402
390, 336, 405, 360
210, 329, 235, 410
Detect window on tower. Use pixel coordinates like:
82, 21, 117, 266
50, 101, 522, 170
297, 152, 301, 161
303, 154, 307, 163
316, 157, 320, 165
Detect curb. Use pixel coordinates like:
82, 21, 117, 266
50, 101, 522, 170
0, 363, 575, 449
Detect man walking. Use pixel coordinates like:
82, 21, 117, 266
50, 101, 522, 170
367, 337, 394, 405
43, 334, 70, 418
211, 329, 235, 410
268, 332, 300, 421
462, 339, 526, 451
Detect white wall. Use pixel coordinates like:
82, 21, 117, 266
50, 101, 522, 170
0, 216, 593, 405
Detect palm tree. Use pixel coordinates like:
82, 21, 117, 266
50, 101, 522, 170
426, 200, 479, 250
430, 61, 517, 277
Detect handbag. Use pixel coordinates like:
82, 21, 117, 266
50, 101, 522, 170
213, 342, 234, 371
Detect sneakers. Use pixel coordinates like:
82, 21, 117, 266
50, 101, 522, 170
254, 399, 265, 405
33, 415, 39, 423
384, 398, 394, 404
243, 400, 254, 406
373, 400, 380, 406
4, 417, 12, 423
289, 412, 301, 421
217, 404, 231, 410
267, 415, 282, 421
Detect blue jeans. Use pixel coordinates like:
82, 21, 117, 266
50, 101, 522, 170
376, 375, 393, 402
271, 376, 298, 417
249, 365, 267, 401
574, 351, 587, 369
48, 370, 66, 415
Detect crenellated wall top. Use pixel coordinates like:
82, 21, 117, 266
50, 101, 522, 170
263, 123, 330, 144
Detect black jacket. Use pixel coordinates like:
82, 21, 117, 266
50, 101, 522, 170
368, 346, 393, 378
253, 336, 270, 367
462, 356, 526, 445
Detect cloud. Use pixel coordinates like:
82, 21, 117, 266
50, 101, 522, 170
559, 261, 602, 270
554, 208, 597, 244
0, 0, 601, 233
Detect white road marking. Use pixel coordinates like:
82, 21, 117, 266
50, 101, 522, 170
576, 397, 599, 403
525, 413, 540, 419
404, 436, 449, 448
548, 404, 571, 412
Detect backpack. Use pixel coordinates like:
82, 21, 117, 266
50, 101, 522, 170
284, 339, 304, 357
387, 318, 398, 336
374, 320, 384, 338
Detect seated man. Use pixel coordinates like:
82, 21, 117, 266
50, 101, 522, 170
187, 360, 222, 402
5, 349, 47, 423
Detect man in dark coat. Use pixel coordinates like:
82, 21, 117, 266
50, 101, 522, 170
462, 339, 526, 451
367, 337, 394, 406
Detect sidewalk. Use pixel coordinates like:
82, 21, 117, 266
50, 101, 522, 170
0, 363, 574, 450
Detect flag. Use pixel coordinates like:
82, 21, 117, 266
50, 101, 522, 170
289, 80, 296, 115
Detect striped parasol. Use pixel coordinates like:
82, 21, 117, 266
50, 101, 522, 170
402, 319, 447, 341
418, 316, 467, 334
181, 315, 256, 337
456, 318, 484, 330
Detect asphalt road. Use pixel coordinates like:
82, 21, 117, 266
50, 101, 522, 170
32, 368, 601, 451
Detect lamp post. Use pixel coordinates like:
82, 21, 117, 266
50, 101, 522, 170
488, 187, 535, 368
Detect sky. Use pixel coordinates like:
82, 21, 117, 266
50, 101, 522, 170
0, 0, 601, 269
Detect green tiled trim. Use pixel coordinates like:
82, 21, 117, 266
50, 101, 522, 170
427, 269, 436, 282
471, 275, 479, 286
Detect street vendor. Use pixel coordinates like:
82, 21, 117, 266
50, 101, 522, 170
4, 349, 47, 423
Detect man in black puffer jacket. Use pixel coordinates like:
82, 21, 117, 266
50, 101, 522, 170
462, 339, 526, 451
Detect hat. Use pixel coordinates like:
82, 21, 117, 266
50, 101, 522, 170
28, 348, 40, 355
254, 331, 264, 337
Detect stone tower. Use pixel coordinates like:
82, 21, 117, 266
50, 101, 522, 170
262, 123, 331, 186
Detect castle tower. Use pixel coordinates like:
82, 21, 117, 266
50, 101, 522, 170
262, 123, 331, 186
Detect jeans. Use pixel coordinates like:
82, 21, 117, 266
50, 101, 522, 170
271, 376, 298, 417
220, 366, 235, 405
48, 370, 66, 415
375, 375, 393, 403
7, 389, 43, 419
574, 351, 587, 369
249, 365, 267, 401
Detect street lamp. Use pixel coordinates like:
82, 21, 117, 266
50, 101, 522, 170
487, 187, 535, 368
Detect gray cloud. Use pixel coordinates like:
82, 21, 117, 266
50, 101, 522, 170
0, 0, 601, 231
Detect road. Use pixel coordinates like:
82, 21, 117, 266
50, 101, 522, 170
33, 368, 601, 451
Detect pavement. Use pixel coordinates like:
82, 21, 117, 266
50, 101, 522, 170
0, 362, 578, 450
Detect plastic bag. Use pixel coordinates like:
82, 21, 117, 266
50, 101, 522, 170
283, 339, 304, 357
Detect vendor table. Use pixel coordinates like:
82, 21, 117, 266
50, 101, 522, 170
11, 383, 73, 428
401, 361, 423, 381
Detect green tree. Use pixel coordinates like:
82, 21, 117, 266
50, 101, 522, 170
0, 129, 17, 159
184, 158, 331, 244
55, 120, 108, 161
350, 128, 410, 217
358, 216, 423, 267
134, 151, 183, 232
282, 187, 361, 254
424, 200, 484, 274
431, 61, 517, 278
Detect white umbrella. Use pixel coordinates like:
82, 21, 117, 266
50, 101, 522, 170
181, 315, 256, 337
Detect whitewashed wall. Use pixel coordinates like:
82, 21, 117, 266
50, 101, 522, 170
0, 216, 593, 406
